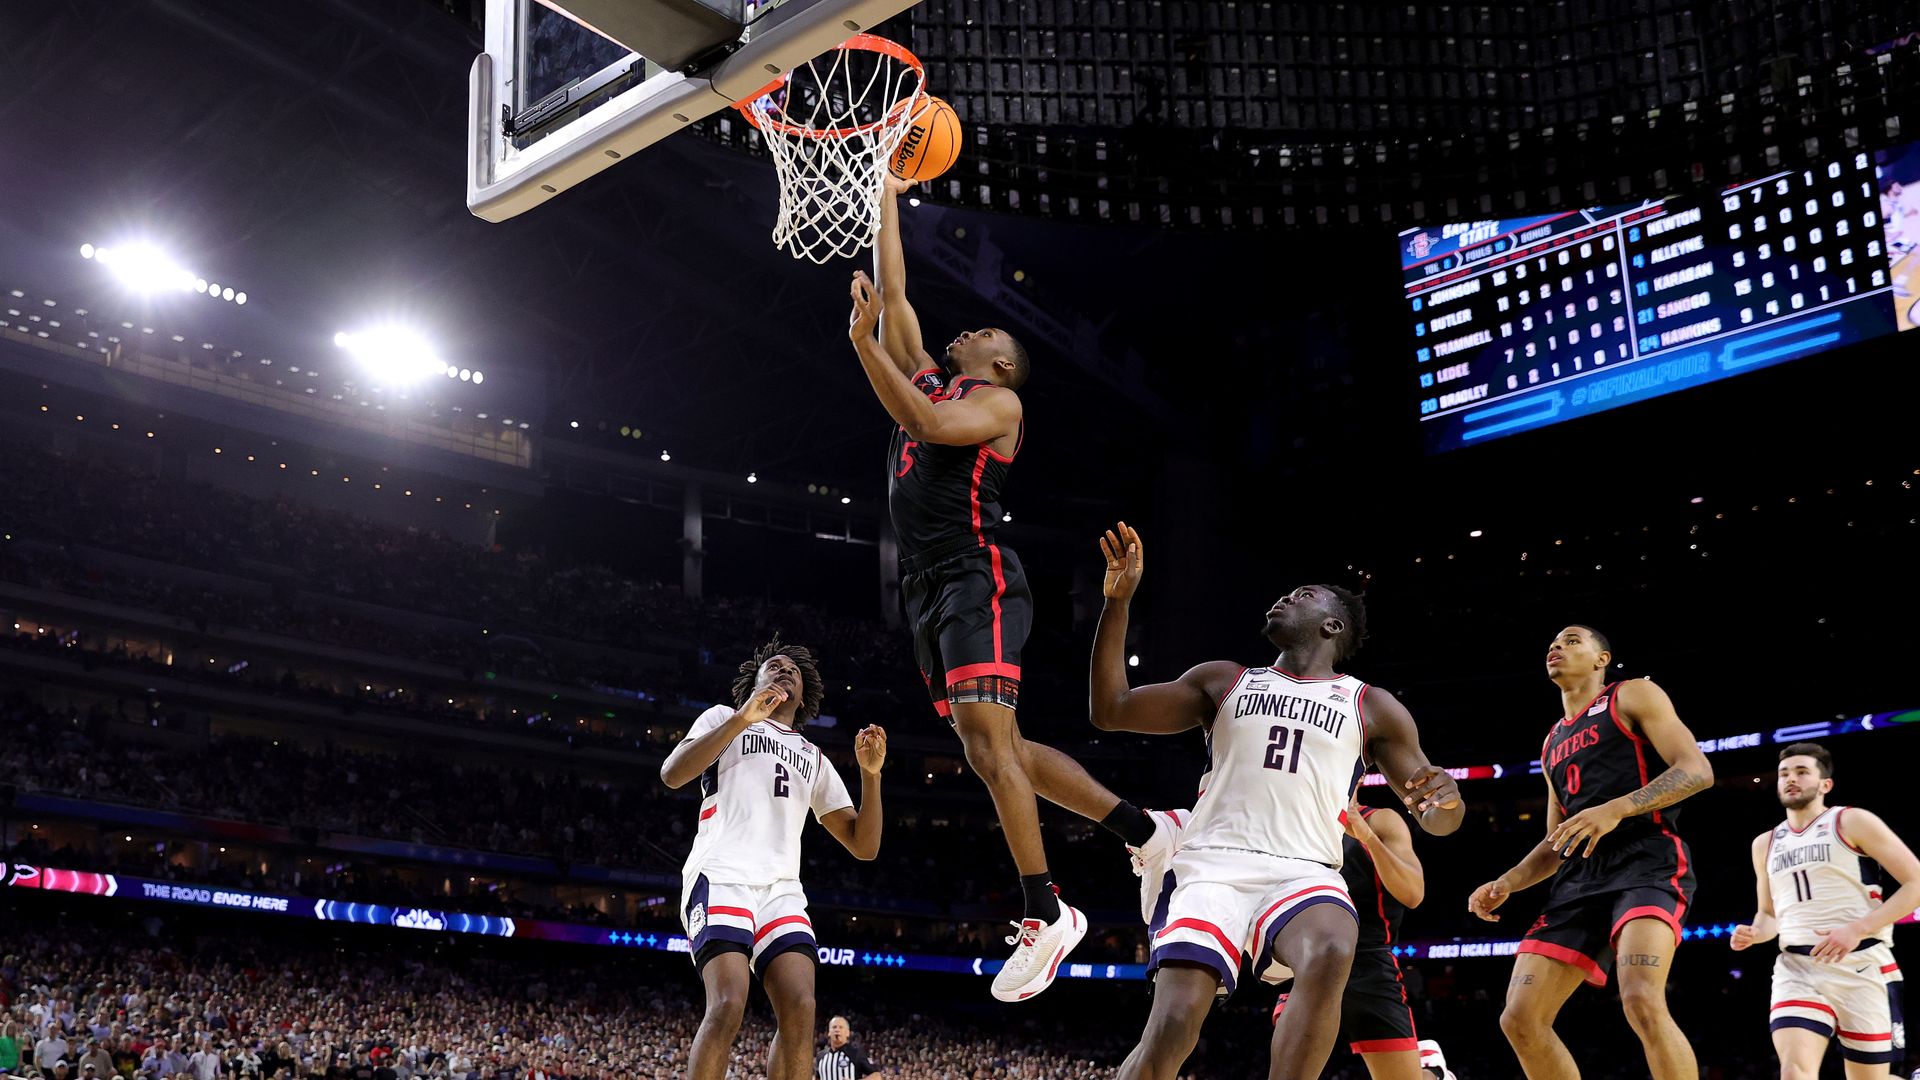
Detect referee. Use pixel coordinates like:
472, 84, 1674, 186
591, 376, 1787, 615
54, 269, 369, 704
814, 1017, 880, 1080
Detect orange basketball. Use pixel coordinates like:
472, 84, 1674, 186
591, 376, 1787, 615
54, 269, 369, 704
889, 95, 961, 182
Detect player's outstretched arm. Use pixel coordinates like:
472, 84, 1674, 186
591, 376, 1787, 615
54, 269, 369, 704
1545, 678, 1712, 859
1467, 778, 1564, 921
1364, 689, 1464, 836
659, 688, 786, 788
1088, 522, 1236, 734
874, 176, 936, 377
1812, 808, 1920, 960
1347, 801, 1425, 907
819, 725, 887, 861
1730, 831, 1778, 951
848, 272, 1022, 446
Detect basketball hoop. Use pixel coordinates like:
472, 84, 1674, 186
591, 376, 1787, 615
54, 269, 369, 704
733, 34, 924, 263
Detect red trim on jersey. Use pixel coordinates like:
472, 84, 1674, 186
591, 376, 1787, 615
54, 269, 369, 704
1611, 905, 1683, 946
1560, 684, 1613, 726
1350, 1039, 1420, 1055
753, 915, 811, 943
1839, 1030, 1893, 1042
1354, 683, 1371, 765
1517, 940, 1608, 986
698, 806, 717, 821
1155, 918, 1242, 961
1252, 885, 1353, 942
930, 698, 952, 718
1787, 806, 1837, 836
762, 720, 802, 735
1620, 708, 1668, 827
1369, 857, 1395, 946
968, 448, 989, 540
982, 442, 1016, 465
947, 661, 1022, 682
986, 542, 1008, 665
1774, 1000, 1838, 1017
1836, 807, 1868, 853
707, 906, 756, 921
1270, 666, 1348, 683
1213, 667, 1251, 712
912, 368, 943, 383
1882, 963, 1901, 974
1605, 683, 1634, 740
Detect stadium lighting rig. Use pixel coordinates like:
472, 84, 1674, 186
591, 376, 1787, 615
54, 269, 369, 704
82, 242, 247, 304
333, 326, 483, 387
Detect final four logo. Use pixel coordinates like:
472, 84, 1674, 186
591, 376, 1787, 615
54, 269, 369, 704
688, 902, 707, 937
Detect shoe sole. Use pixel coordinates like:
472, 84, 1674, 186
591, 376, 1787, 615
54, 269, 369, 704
991, 905, 1087, 1002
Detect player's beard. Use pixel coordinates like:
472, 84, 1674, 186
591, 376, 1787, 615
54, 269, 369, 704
1778, 789, 1820, 810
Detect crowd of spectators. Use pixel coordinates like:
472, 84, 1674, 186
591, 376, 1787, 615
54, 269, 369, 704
2, 449, 913, 694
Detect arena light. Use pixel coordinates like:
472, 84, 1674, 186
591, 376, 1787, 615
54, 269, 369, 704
90, 243, 196, 294
333, 326, 449, 385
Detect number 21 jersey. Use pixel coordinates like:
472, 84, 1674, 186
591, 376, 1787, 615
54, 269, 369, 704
1183, 667, 1369, 868
679, 704, 854, 886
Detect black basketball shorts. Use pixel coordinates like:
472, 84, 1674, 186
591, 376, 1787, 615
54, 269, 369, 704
1518, 830, 1696, 986
1273, 947, 1418, 1053
900, 540, 1031, 720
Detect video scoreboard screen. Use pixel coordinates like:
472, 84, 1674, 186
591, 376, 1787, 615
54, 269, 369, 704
1399, 143, 1920, 453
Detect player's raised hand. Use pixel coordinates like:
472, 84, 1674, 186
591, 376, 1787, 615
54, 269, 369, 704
1467, 878, 1510, 922
1546, 803, 1623, 859
1342, 798, 1374, 842
1098, 522, 1144, 600
1400, 765, 1462, 814
1729, 924, 1757, 951
738, 685, 789, 724
855, 725, 888, 775
848, 271, 884, 341
884, 174, 918, 197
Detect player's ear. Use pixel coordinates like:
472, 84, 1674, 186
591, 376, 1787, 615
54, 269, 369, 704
1322, 615, 1346, 638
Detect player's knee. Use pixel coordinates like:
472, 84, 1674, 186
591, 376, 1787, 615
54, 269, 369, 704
770, 983, 815, 1023
1617, 979, 1672, 1033
1498, 1003, 1546, 1050
1777, 1059, 1819, 1080
1288, 931, 1357, 984
958, 735, 1014, 785
701, 985, 748, 1029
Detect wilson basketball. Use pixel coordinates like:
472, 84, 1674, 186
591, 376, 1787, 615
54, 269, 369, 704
889, 95, 961, 182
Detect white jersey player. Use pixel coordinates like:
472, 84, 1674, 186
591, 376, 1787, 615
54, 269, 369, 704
659, 641, 887, 1080
1733, 743, 1920, 1078
1088, 522, 1464, 1080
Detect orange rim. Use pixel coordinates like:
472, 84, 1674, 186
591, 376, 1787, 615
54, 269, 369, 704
732, 33, 925, 140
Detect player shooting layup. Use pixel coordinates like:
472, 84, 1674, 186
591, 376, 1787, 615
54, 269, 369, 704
1089, 522, 1463, 1080
843, 177, 1166, 1002
1469, 627, 1712, 1080
659, 641, 887, 1080
1733, 743, 1920, 1078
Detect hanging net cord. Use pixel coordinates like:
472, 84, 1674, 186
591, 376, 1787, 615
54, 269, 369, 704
736, 37, 924, 263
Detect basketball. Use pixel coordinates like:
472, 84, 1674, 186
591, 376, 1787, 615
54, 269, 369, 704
889, 95, 961, 182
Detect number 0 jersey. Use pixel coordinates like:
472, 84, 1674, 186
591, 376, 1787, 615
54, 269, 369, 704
1767, 806, 1886, 949
678, 704, 854, 887
1183, 666, 1369, 868
1542, 680, 1682, 844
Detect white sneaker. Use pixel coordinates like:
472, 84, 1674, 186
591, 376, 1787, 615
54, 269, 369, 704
990, 900, 1087, 1002
1127, 809, 1187, 924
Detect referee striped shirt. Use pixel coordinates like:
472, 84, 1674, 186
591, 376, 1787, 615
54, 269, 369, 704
814, 1041, 878, 1080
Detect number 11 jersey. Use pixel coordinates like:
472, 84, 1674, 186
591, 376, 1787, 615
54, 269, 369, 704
1183, 666, 1370, 868
679, 704, 854, 886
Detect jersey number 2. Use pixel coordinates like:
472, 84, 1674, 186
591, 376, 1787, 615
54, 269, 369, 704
773, 763, 791, 799
1264, 726, 1304, 773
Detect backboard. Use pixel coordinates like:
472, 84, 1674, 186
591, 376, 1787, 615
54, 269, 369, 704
467, 0, 924, 222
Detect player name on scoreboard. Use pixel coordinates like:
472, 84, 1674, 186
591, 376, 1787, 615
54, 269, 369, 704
1398, 148, 1901, 453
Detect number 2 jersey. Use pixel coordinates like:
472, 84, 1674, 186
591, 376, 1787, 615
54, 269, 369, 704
1183, 667, 1370, 869
678, 704, 854, 887
1767, 806, 1887, 949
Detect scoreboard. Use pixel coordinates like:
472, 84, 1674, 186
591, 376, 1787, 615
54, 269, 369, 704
1399, 144, 1919, 453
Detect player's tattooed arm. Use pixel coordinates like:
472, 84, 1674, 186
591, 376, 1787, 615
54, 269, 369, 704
1546, 679, 1712, 858
1088, 523, 1234, 735
1363, 689, 1465, 836
1730, 831, 1778, 951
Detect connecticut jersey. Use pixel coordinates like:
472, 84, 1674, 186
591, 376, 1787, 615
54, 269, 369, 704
678, 705, 854, 887
1768, 806, 1886, 949
886, 368, 1022, 559
1183, 667, 1368, 868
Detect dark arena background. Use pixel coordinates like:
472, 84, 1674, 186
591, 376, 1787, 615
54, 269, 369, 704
3, 2, 1920, 1079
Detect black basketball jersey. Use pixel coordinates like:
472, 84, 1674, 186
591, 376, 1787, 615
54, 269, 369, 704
886, 368, 1023, 560
1343, 808, 1406, 949
1541, 681, 1679, 841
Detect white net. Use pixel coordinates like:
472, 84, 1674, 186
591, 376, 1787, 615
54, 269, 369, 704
735, 36, 924, 263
